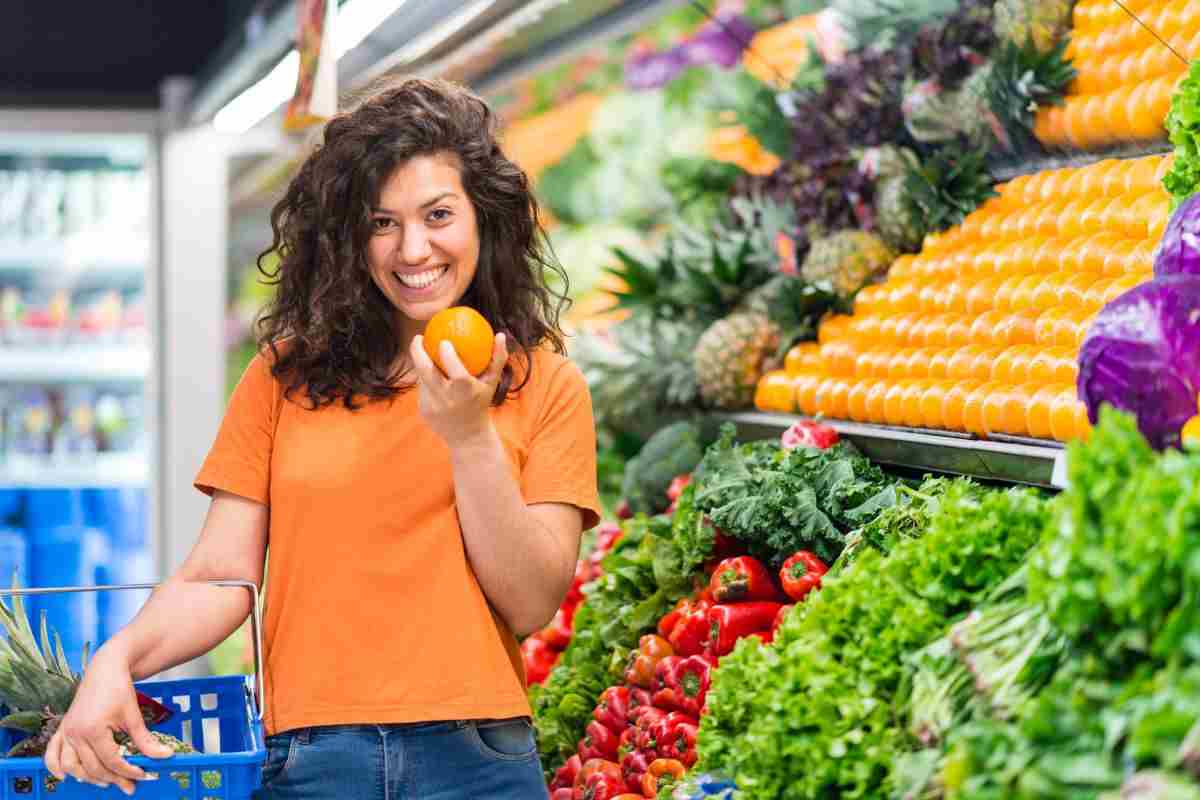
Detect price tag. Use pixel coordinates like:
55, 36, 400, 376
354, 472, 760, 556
1051, 450, 1069, 489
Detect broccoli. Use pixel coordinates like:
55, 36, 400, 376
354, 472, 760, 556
620, 421, 705, 514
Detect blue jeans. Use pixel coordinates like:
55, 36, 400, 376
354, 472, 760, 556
253, 719, 549, 800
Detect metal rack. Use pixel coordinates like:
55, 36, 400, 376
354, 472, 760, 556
724, 412, 1068, 489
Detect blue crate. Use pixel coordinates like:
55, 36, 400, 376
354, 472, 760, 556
0, 674, 265, 799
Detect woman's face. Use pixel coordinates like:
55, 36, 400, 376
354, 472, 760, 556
366, 152, 480, 337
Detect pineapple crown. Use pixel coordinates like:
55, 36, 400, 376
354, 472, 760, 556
0, 578, 82, 715
983, 38, 1077, 149
902, 146, 998, 234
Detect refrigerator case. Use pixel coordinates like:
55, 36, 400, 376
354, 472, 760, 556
0, 127, 158, 668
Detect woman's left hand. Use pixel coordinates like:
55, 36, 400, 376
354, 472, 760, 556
410, 332, 507, 449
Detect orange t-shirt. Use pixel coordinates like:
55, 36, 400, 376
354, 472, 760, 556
194, 348, 600, 735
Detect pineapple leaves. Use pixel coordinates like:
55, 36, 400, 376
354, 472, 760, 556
985, 38, 1077, 151
904, 146, 998, 234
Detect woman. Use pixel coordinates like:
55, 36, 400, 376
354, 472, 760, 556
44, 77, 600, 799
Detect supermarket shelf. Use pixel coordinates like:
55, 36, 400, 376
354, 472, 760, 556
991, 140, 1174, 182
0, 237, 148, 275
0, 453, 148, 489
724, 412, 1067, 489
0, 344, 150, 382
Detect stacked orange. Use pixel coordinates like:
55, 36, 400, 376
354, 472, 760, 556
1035, 0, 1197, 149
755, 154, 1174, 443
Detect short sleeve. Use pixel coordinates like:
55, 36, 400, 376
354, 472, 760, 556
194, 353, 280, 505
521, 358, 602, 531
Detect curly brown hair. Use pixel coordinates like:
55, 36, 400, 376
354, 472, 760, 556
256, 77, 569, 408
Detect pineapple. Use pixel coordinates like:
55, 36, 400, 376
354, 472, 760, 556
0, 580, 192, 759
875, 175, 927, 254
694, 312, 780, 410
801, 231, 896, 299
993, 0, 1074, 53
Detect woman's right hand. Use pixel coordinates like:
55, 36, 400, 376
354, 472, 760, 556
44, 645, 174, 796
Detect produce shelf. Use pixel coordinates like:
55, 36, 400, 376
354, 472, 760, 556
0, 343, 150, 382
723, 412, 1067, 489
0, 452, 148, 488
990, 140, 1174, 182
0, 237, 148, 276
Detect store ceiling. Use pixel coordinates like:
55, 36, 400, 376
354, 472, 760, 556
0, 1, 279, 108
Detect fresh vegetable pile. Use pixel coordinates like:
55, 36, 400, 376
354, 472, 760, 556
894, 409, 1200, 798
696, 477, 1048, 798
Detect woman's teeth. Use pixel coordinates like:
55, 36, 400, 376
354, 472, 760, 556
395, 266, 448, 289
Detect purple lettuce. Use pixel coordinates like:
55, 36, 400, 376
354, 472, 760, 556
680, 13, 754, 69
1077, 275, 1200, 449
625, 47, 691, 90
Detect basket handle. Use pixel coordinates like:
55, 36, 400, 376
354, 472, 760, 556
0, 581, 264, 720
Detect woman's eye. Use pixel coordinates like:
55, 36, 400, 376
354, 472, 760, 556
429, 208, 451, 223
372, 217, 395, 231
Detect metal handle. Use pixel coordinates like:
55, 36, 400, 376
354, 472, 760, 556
0, 581, 264, 719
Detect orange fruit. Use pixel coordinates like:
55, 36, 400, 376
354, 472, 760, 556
964, 277, 1004, 315
794, 374, 821, 416
885, 349, 913, 381
814, 377, 839, 417
1003, 309, 1042, 346
992, 345, 1031, 384
941, 380, 978, 432
847, 379, 872, 422
819, 314, 854, 343
928, 348, 954, 380
1130, 239, 1158, 273
963, 382, 999, 437
756, 370, 796, 412
849, 315, 881, 344
825, 378, 853, 419
785, 342, 822, 376
946, 345, 983, 381
970, 346, 1005, 381
1102, 274, 1149, 305
1035, 308, 1066, 346
889, 255, 916, 280
889, 281, 920, 312
854, 285, 886, 315
1074, 401, 1092, 441
893, 313, 920, 346
1058, 308, 1094, 348
1059, 272, 1102, 307
1128, 80, 1168, 140
864, 379, 890, 424
1026, 384, 1061, 439
920, 382, 950, 429
923, 314, 954, 348
945, 315, 975, 347
942, 281, 969, 314
423, 306, 496, 376
1049, 387, 1081, 442
1027, 348, 1058, 383
1031, 274, 1066, 310
1083, 278, 1117, 310
1145, 192, 1172, 240
900, 381, 928, 427
1102, 238, 1140, 276
1049, 347, 1078, 383
884, 382, 910, 426
983, 384, 1023, 437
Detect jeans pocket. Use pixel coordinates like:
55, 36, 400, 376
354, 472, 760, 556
261, 733, 299, 787
467, 718, 537, 762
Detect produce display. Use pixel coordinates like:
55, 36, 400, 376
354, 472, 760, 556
510, 1, 1200, 798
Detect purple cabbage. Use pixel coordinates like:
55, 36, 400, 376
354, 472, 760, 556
680, 13, 754, 68
625, 47, 691, 90
624, 13, 754, 90
1154, 192, 1200, 278
1077, 275, 1200, 449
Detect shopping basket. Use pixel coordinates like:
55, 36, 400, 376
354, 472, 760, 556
0, 581, 266, 799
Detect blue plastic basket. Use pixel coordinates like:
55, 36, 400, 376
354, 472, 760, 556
0, 582, 266, 799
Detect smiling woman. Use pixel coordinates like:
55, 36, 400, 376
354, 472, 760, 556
42, 78, 599, 800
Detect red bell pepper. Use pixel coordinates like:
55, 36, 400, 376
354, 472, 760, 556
624, 634, 674, 689
772, 604, 794, 637
710, 523, 741, 561
581, 769, 628, 800
550, 789, 574, 800
615, 500, 633, 520
781, 419, 839, 450
649, 712, 698, 758
551, 753, 582, 789
633, 707, 668, 750
745, 630, 773, 647
668, 604, 711, 657
619, 749, 653, 794
575, 759, 623, 793
707, 602, 784, 657
657, 597, 690, 639
617, 727, 637, 761
666, 474, 691, 502
580, 720, 621, 762
594, 686, 631, 733
672, 655, 713, 717
652, 655, 683, 693
659, 720, 699, 767
708, 556, 778, 603
780, 551, 828, 602
521, 636, 558, 685
627, 687, 654, 716
540, 607, 574, 651
641, 758, 687, 797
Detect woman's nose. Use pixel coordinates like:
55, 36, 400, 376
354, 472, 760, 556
400, 226, 433, 265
